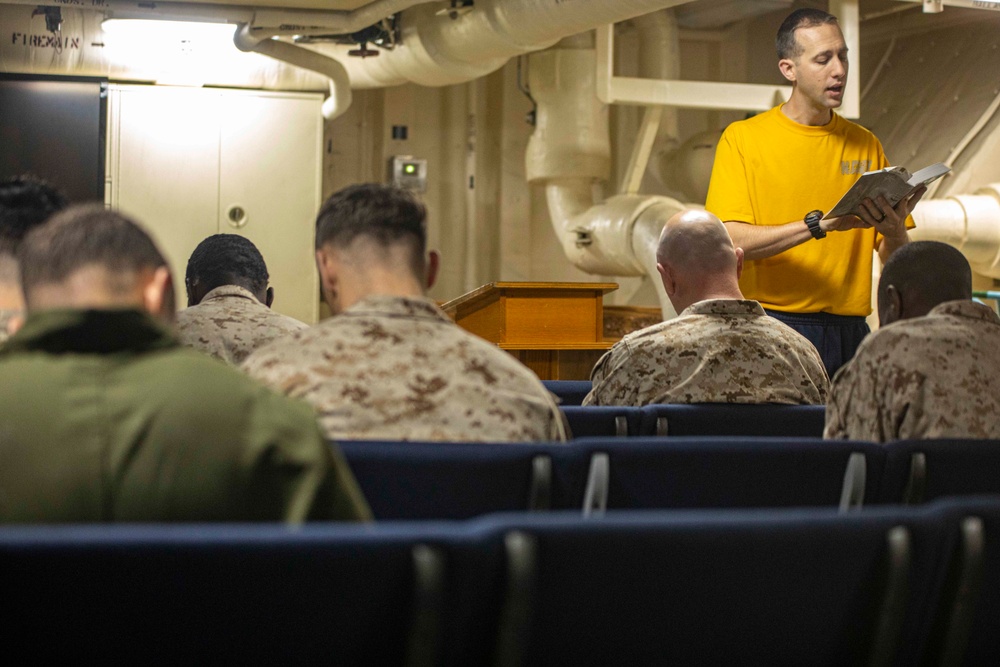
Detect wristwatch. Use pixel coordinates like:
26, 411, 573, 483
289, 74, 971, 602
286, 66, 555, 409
805, 209, 826, 240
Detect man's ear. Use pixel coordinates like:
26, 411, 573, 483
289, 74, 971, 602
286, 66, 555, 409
185, 277, 198, 307
879, 284, 902, 327
265, 286, 275, 308
316, 247, 340, 309
656, 262, 676, 296
778, 57, 797, 84
734, 247, 745, 280
143, 266, 174, 321
6, 313, 24, 337
425, 250, 440, 291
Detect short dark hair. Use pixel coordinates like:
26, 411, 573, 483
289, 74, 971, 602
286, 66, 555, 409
776, 8, 839, 60
0, 174, 69, 256
186, 234, 269, 298
19, 205, 167, 297
878, 241, 972, 312
315, 183, 427, 279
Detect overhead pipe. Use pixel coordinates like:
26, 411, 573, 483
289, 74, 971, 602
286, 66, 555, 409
526, 34, 686, 318
308, 0, 696, 89
635, 8, 681, 190
910, 185, 1000, 278
234, 25, 351, 120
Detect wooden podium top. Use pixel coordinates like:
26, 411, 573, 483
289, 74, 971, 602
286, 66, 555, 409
442, 281, 618, 348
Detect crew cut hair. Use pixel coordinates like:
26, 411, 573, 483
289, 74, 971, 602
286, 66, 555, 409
186, 234, 269, 297
19, 205, 167, 295
776, 8, 839, 60
0, 174, 69, 256
878, 241, 972, 309
315, 183, 427, 279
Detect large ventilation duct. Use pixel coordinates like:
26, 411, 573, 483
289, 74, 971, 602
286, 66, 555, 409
526, 34, 686, 318
310, 0, 696, 89
911, 186, 1000, 278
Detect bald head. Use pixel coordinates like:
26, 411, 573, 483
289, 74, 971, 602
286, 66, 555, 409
878, 241, 972, 326
656, 209, 744, 313
656, 209, 739, 272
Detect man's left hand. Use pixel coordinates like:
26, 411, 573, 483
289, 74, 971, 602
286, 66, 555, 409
858, 185, 927, 240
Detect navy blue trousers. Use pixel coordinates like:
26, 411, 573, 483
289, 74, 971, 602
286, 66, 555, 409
765, 309, 870, 380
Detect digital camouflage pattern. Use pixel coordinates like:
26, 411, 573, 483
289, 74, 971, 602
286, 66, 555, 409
825, 300, 1000, 442
583, 299, 829, 406
176, 285, 307, 365
242, 295, 568, 442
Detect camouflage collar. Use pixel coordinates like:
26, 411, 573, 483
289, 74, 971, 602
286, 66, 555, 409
344, 295, 450, 323
201, 285, 261, 304
682, 299, 766, 318
929, 299, 1000, 324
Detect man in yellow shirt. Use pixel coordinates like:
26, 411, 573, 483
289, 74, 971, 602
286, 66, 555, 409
706, 8, 923, 377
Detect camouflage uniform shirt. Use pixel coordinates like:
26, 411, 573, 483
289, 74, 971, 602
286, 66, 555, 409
176, 285, 307, 365
825, 300, 1000, 442
584, 299, 829, 406
242, 295, 568, 442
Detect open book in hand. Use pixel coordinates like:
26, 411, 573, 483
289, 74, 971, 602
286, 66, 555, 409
824, 162, 950, 219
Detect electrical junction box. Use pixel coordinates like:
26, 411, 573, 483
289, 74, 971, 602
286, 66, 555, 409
390, 156, 428, 192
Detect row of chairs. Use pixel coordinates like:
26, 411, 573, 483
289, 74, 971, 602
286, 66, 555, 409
3, 497, 998, 665
340, 436, 1000, 520
560, 403, 826, 437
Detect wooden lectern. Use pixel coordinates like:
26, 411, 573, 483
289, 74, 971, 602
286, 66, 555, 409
441, 282, 618, 380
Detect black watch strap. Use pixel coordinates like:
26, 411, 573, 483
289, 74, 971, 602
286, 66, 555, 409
805, 210, 826, 240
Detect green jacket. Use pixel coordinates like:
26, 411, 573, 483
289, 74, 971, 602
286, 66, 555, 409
0, 309, 371, 524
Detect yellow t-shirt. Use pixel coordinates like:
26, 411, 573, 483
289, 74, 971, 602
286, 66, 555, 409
706, 105, 913, 317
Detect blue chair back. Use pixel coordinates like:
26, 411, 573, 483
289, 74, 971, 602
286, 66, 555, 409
541, 380, 592, 406
0, 523, 457, 664
560, 406, 642, 438
339, 440, 590, 518
574, 436, 884, 513
639, 403, 826, 437
923, 496, 1000, 667
876, 439, 1000, 504
482, 505, 950, 667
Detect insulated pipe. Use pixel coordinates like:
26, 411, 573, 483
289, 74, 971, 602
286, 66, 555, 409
910, 185, 1000, 278
309, 0, 696, 89
636, 7, 681, 185
234, 25, 351, 120
527, 39, 685, 317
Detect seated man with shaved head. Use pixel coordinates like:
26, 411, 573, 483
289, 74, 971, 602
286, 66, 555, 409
177, 234, 307, 365
243, 183, 567, 442
0, 205, 369, 523
583, 209, 829, 406
825, 241, 1000, 442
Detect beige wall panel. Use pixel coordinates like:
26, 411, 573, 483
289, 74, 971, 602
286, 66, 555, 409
218, 91, 322, 324
109, 85, 220, 301
109, 85, 321, 323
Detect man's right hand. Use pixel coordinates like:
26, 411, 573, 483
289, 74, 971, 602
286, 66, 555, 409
821, 214, 872, 233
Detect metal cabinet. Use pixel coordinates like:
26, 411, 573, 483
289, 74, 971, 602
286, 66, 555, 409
106, 84, 322, 323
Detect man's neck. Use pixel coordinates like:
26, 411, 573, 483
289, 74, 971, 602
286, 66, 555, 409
671, 283, 744, 315
338, 273, 426, 313
781, 97, 834, 127
0, 281, 24, 312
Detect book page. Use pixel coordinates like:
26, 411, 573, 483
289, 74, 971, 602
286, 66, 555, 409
825, 163, 949, 219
